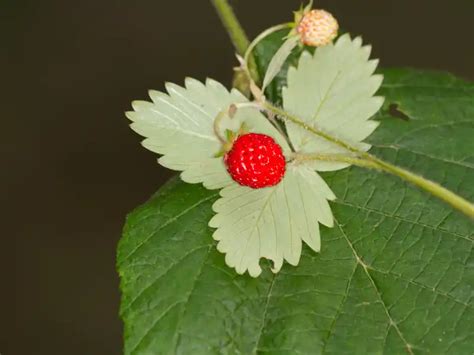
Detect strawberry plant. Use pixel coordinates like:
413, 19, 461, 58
117, 1, 474, 353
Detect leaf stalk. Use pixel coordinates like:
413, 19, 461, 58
243, 23, 294, 72
283, 112, 474, 218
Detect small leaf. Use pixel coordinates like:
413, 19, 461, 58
225, 129, 235, 141
209, 164, 335, 277
254, 29, 303, 104
283, 34, 384, 171
303, 0, 314, 13
262, 35, 299, 92
127, 78, 289, 189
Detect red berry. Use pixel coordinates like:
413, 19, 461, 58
224, 133, 286, 189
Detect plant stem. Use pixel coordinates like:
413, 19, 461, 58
210, 0, 260, 83
264, 102, 363, 155
272, 105, 474, 219
244, 23, 293, 72
213, 108, 228, 144
372, 158, 474, 218
210, 0, 248, 56
294, 153, 381, 170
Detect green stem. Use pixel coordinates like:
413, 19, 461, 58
210, 0, 249, 56
264, 102, 363, 155
213, 108, 228, 144
370, 158, 474, 218
210, 0, 260, 83
272, 105, 474, 219
294, 153, 381, 170
244, 23, 294, 74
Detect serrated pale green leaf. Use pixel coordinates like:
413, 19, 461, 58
118, 69, 474, 354
208, 165, 335, 277
127, 78, 289, 189
283, 34, 384, 171
262, 36, 299, 92
254, 29, 304, 105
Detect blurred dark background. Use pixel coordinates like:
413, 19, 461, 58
1, 0, 473, 354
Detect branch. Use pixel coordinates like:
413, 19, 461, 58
210, 0, 260, 83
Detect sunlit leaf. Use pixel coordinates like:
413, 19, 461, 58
127, 78, 288, 190
209, 164, 335, 277
283, 34, 384, 171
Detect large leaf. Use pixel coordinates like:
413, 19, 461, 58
118, 69, 474, 354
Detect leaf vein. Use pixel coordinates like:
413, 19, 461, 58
335, 218, 415, 355
120, 193, 218, 264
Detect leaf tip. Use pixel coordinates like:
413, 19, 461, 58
125, 111, 135, 122
148, 89, 162, 102
131, 100, 151, 112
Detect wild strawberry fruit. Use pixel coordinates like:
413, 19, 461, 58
224, 133, 286, 189
297, 9, 339, 47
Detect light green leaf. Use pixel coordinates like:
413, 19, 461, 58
118, 69, 474, 354
254, 29, 303, 105
202, 35, 385, 277
262, 36, 299, 92
283, 34, 384, 171
126, 78, 289, 190
209, 164, 335, 277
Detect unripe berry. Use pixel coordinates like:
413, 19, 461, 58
224, 133, 286, 189
297, 9, 339, 47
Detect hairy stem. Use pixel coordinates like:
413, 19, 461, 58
294, 153, 381, 170
370, 158, 474, 218
275, 106, 474, 219
244, 23, 293, 73
264, 102, 364, 155
213, 108, 229, 144
210, 0, 260, 83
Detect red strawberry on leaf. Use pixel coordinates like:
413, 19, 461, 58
224, 133, 286, 189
